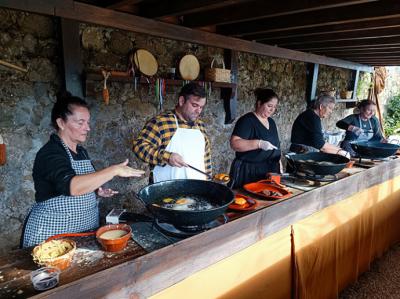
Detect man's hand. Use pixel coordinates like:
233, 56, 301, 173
168, 153, 188, 167
259, 140, 278, 151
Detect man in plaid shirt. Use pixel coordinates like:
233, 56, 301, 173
133, 83, 211, 183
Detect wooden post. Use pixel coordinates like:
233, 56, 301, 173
306, 63, 319, 107
60, 18, 84, 98
222, 49, 238, 124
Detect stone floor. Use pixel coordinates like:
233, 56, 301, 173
340, 242, 400, 299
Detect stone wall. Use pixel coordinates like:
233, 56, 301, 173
0, 8, 360, 253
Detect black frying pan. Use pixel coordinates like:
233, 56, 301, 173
285, 152, 349, 176
350, 141, 399, 158
137, 179, 234, 226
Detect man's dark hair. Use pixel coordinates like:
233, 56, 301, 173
179, 82, 206, 101
51, 91, 89, 130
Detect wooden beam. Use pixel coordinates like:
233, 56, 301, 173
332, 52, 400, 58
184, 0, 376, 28
288, 36, 400, 51
218, 0, 400, 37
0, 1, 373, 72
312, 47, 400, 54
244, 17, 400, 41
305, 63, 319, 103
60, 18, 83, 97
258, 27, 400, 46
138, 0, 252, 18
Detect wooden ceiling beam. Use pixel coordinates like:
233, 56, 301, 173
218, 0, 400, 37
137, 0, 251, 18
286, 37, 400, 51
184, 0, 376, 28
330, 52, 400, 58
0, 0, 373, 72
271, 28, 400, 47
255, 27, 400, 45
105, 0, 142, 13
314, 49, 400, 56
310, 45, 400, 53
244, 17, 400, 41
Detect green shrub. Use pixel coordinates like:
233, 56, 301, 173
384, 94, 400, 136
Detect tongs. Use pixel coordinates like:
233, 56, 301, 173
187, 164, 230, 183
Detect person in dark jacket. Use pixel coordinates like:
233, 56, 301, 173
229, 88, 282, 188
336, 99, 384, 156
22, 92, 144, 247
290, 94, 350, 158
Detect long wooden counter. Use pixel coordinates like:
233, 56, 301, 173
2, 159, 400, 299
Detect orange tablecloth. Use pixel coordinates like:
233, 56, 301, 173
150, 177, 400, 299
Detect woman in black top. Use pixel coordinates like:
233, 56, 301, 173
229, 88, 282, 188
336, 99, 384, 156
290, 94, 350, 158
22, 92, 144, 247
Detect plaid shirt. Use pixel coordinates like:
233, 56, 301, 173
133, 110, 212, 175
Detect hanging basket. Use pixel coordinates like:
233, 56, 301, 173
205, 57, 231, 83
340, 90, 353, 99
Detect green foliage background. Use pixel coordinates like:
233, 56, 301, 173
384, 95, 400, 136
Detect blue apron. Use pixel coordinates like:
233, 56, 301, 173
23, 140, 99, 247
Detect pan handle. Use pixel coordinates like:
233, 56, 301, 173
285, 154, 297, 172
132, 191, 147, 207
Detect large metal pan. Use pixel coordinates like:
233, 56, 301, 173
285, 152, 349, 176
350, 141, 400, 158
137, 179, 234, 227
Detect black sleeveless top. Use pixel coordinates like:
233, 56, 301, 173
229, 113, 281, 188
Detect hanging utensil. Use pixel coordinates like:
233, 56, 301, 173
0, 59, 28, 73
101, 69, 111, 105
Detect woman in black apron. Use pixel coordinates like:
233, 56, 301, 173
336, 99, 384, 157
22, 92, 144, 247
229, 89, 282, 189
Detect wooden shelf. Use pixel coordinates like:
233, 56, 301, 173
336, 99, 358, 103
85, 73, 236, 89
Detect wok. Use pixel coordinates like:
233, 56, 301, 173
350, 141, 399, 158
285, 152, 349, 176
137, 179, 234, 227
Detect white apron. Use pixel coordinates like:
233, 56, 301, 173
153, 115, 206, 182
358, 116, 374, 142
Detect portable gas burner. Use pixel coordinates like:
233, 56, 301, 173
354, 155, 397, 168
294, 171, 340, 182
154, 215, 228, 238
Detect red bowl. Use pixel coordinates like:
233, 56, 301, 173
96, 224, 132, 252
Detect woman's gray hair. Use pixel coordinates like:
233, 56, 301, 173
311, 94, 336, 110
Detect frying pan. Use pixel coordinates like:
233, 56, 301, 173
285, 152, 349, 176
350, 141, 400, 158
137, 179, 234, 227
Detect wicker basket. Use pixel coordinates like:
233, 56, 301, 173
320, 89, 336, 97
205, 58, 231, 83
340, 90, 353, 99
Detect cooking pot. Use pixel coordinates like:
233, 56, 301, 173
285, 152, 349, 176
137, 179, 234, 227
350, 141, 399, 158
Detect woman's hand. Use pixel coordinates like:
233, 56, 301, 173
349, 125, 363, 136
97, 187, 118, 197
259, 140, 277, 151
113, 159, 145, 177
